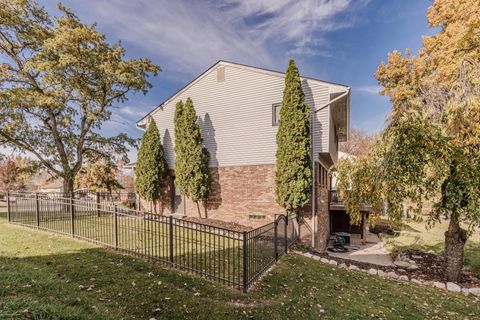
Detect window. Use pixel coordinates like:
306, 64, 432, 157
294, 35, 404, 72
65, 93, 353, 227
272, 103, 281, 126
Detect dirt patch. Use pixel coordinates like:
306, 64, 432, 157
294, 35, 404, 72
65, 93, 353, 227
399, 249, 480, 287
182, 217, 252, 232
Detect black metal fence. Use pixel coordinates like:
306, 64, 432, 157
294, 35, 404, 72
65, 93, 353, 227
5, 192, 297, 292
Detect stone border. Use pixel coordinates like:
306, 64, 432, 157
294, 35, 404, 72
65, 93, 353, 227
294, 251, 480, 297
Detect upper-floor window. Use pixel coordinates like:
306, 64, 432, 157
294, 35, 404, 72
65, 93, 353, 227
272, 103, 281, 126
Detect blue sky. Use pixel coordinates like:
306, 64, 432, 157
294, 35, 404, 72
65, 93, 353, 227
37, 0, 434, 161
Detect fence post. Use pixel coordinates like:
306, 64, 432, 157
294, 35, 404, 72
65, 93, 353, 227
273, 219, 278, 260
243, 231, 248, 293
6, 191, 11, 223
114, 205, 118, 250
96, 192, 100, 217
35, 193, 40, 228
284, 216, 288, 254
70, 194, 75, 237
169, 216, 174, 264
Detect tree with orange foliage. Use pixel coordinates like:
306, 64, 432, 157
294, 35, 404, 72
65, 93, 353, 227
339, 0, 480, 282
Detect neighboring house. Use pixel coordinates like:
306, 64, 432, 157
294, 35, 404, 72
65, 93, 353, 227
38, 180, 63, 193
136, 60, 350, 251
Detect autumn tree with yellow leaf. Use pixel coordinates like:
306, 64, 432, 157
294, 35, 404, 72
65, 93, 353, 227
338, 0, 480, 282
0, 1, 159, 194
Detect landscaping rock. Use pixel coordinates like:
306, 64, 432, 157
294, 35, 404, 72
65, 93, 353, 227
394, 261, 411, 268
407, 265, 419, 271
411, 255, 423, 260
312, 255, 320, 261
461, 288, 470, 296
368, 268, 377, 275
399, 275, 409, 281
423, 280, 433, 286
339, 263, 347, 269
328, 260, 338, 266
446, 282, 461, 293
349, 265, 360, 271
304, 253, 313, 258
387, 272, 399, 279
320, 258, 329, 264
433, 282, 446, 289
411, 279, 423, 285
377, 270, 386, 277
469, 288, 480, 297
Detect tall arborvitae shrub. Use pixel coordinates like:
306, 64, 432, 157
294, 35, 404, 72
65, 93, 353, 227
174, 98, 211, 218
174, 100, 187, 195
275, 59, 312, 213
135, 120, 168, 213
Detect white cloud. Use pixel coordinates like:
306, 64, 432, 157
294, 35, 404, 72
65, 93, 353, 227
61, 0, 369, 77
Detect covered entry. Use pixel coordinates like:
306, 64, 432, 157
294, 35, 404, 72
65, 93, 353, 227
329, 210, 362, 234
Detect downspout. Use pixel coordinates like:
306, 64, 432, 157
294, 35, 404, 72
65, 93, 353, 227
311, 87, 350, 249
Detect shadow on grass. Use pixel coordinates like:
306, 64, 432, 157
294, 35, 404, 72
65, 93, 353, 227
2, 245, 480, 320
0, 246, 244, 320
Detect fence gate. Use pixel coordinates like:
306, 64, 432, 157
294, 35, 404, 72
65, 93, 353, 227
274, 214, 298, 260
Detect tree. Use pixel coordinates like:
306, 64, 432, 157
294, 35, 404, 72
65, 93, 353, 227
0, 1, 159, 194
135, 120, 167, 214
75, 161, 123, 193
0, 156, 37, 190
275, 59, 311, 213
339, 127, 378, 157
174, 98, 211, 218
338, 0, 480, 282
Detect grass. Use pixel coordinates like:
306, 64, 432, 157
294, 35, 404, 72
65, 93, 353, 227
1, 217, 479, 319
382, 219, 480, 277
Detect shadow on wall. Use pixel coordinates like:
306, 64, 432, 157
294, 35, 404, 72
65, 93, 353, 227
199, 113, 218, 167
199, 113, 222, 213
301, 79, 323, 155
163, 129, 174, 170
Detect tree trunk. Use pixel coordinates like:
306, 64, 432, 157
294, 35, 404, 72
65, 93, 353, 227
63, 175, 74, 196
362, 212, 368, 246
444, 213, 467, 282
196, 201, 202, 219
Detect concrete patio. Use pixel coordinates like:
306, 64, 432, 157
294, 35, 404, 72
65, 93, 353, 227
327, 232, 394, 267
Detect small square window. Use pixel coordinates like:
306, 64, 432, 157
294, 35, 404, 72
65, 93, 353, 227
272, 103, 281, 126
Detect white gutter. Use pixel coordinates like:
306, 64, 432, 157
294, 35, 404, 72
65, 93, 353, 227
311, 87, 350, 249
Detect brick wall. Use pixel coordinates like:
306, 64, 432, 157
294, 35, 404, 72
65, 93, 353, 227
186, 164, 284, 226
138, 163, 330, 247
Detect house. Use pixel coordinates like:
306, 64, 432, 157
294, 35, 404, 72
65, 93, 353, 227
38, 180, 63, 193
136, 60, 350, 251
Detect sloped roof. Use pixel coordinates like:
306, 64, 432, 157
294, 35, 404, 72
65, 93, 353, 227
136, 60, 349, 128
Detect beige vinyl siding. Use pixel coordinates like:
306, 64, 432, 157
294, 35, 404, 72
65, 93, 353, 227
151, 64, 331, 169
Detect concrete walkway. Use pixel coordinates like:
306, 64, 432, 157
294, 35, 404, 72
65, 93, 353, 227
327, 233, 394, 267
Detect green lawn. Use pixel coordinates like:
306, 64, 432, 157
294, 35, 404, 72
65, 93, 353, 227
1, 217, 479, 319
382, 220, 480, 277
8, 206, 276, 290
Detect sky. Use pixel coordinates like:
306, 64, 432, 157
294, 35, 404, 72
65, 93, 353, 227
15, 0, 435, 161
